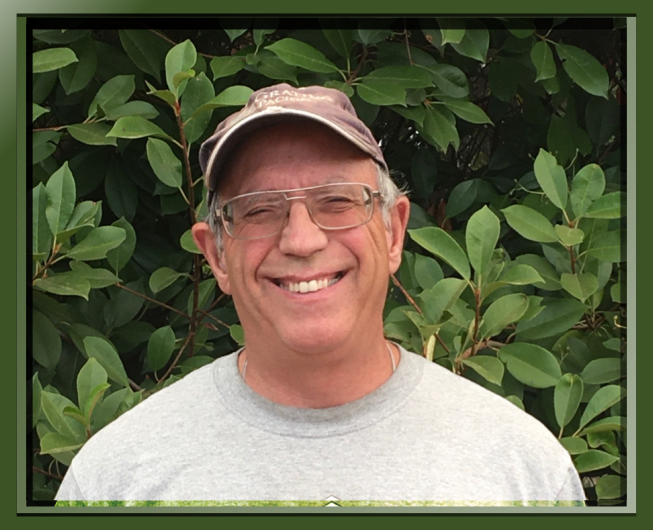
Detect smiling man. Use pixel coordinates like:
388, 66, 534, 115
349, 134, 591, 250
55, 84, 585, 505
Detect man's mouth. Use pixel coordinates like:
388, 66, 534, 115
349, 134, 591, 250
272, 272, 345, 294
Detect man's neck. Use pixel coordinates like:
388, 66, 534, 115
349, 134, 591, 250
236, 336, 399, 408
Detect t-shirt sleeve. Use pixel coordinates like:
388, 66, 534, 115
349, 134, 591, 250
555, 463, 586, 505
55, 466, 84, 502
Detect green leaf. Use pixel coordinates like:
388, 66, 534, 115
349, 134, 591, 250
181, 72, 215, 144
145, 80, 177, 107
321, 25, 352, 59
32, 310, 62, 370
45, 162, 76, 237
33, 47, 78, 73
172, 69, 196, 89
560, 437, 588, 455
584, 192, 626, 219
87, 75, 135, 119
267, 38, 339, 73
555, 43, 609, 99
413, 254, 444, 291
256, 54, 298, 83
33, 373, 43, 428
595, 475, 626, 500
533, 149, 568, 210
104, 101, 160, 121
191, 85, 254, 118
479, 293, 529, 340
579, 416, 626, 435
32, 184, 52, 258
450, 20, 489, 63
466, 206, 500, 277
585, 230, 625, 262
146, 138, 183, 188
165, 39, 197, 94
580, 358, 622, 385
422, 106, 460, 152
66, 226, 126, 261
555, 225, 585, 247
418, 278, 468, 324
578, 385, 627, 432
504, 395, 525, 411
445, 180, 477, 218
33, 103, 49, 122
41, 392, 85, 441
39, 433, 84, 455
188, 279, 216, 314
148, 326, 176, 372
409, 227, 470, 280
180, 229, 202, 254
58, 36, 97, 94
516, 298, 587, 340
324, 80, 355, 98
33, 273, 91, 300
364, 66, 432, 88
561, 272, 599, 302
230, 324, 245, 346
410, 148, 437, 197
357, 81, 406, 106
554, 374, 584, 429
570, 164, 606, 217
437, 18, 465, 45
69, 261, 120, 289
210, 56, 245, 80
107, 116, 174, 142
32, 130, 60, 164
502, 205, 558, 243
76, 357, 108, 417
574, 450, 619, 473
106, 218, 137, 273
531, 41, 556, 81
149, 267, 188, 294
462, 356, 504, 386
496, 264, 544, 286
425, 64, 469, 98
83, 383, 112, 423
499, 343, 562, 389
83, 336, 130, 388
119, 29, 169, 82
67, 123, 117, 146
440, 99, 492, 125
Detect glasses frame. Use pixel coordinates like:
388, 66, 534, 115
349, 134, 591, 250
215, 182, 382, 240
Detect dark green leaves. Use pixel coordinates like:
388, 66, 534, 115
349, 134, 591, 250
45, 162, 76, 237
534, 149, 568, 210
88, 75, 135, 119
146, 138, 183, 188
210, 56, 245, 80
83, 337, 130, 388
357, 82, 406, 106
165, 40, 197, 95
66, 227, 127, 261
466, 206, 500, 276
119, 29, 169, 82
531, 41, 556, 81
554, 374, 583, 429
502, 205, 558, 243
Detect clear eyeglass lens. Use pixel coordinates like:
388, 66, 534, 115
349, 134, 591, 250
221, 183, 375, 240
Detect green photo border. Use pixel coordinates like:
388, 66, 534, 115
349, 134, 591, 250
10, 0, 643, 527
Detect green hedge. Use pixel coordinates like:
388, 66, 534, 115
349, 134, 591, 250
30, 19, 627, 504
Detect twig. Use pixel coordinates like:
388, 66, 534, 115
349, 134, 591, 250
32, 466, 63, 481
128, 378, 143, 392
114, 283, 191, 320
158, 333, 193, 383
148, 28, 214, 59
198, 309, 231, 329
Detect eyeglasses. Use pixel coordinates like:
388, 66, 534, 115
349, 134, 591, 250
216, 183, 381, 240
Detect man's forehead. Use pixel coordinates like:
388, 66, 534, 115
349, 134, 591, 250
217, 122, 376, 196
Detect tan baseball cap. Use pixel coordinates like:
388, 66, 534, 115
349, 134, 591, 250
199, 83, 388, 193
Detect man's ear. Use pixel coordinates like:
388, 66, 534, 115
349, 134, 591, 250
386, 196, 410, 275
191, 222, 232, 294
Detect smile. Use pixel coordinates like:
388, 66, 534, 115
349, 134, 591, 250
273, 272, 345, 294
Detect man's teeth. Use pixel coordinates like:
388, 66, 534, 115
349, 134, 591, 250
280, 276, 341, 293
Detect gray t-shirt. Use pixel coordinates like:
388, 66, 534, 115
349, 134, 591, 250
55, 346, 585, 505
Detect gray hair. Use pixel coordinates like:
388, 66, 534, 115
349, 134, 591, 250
206, 163, 405, 254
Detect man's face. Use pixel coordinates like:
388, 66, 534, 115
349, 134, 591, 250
194, 121, 409, 355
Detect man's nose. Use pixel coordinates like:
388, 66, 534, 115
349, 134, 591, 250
277, 201, 329, 256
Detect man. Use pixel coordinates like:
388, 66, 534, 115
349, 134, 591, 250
56, 84, 585, 505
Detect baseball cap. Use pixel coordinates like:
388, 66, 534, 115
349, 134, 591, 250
199, 83, 388, 193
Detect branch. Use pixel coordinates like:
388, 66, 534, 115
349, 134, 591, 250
158, 333, 194, 383
113, 283, 191, 320
32, 466, 63, 481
